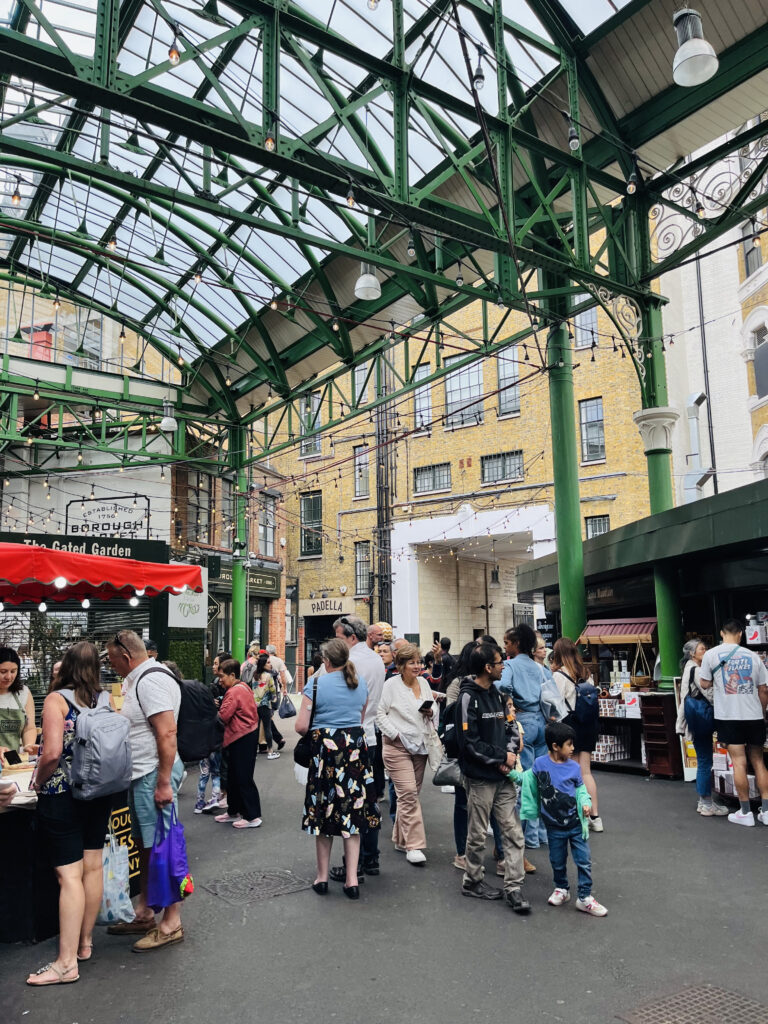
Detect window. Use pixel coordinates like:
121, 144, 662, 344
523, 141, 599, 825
579, 398, 605, 463
754, 325, 768, 347
481, 451, 524, 484
258, 495, 276, 557
414, 462, 451, 493
498, 351, 520, 416
354, 362, 368, 406
585, 515, 610, 538
300, 392, 321, 457
353, 445, 370, 497
743, 223, 762, 278
187, 471, 212, 543
299, 491, 322, 556
355, 541, 371, 595
444, 355, 484, 427
413, 363, 432, 431
573, 294, 598, 349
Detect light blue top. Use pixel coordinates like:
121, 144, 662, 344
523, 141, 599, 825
303, 670, 368, 730
496, 654, 547, 713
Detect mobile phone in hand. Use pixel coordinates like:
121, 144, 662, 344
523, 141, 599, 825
419, 700, 434, 713
433, 631, 440, 644
3, 750, 22, 765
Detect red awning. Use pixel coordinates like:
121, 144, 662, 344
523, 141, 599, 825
578, 617, 657, 644
0, 543, 203, 605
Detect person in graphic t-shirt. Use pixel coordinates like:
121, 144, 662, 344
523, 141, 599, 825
519, 721, 607, 917
699, 618, 768, 828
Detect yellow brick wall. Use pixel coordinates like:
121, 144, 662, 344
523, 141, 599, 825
273, 298, 652, 607
739, 260, 768, 443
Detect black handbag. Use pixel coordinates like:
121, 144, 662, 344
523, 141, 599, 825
293, 676, 321, 768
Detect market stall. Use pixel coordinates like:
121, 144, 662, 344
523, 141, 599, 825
577, 617, 682, 779
0, 543, 202, 942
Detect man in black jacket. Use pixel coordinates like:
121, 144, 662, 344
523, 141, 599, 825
456, 643, 530, 913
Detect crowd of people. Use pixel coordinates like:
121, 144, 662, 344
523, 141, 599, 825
1, 613, 767, 984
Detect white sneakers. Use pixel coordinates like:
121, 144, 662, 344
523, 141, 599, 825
406, 850, 426, 865
588, 816, 604, 833
727, 810, 755, 827
575, 895, 608, 917
758, 810, 768, 826
698, 799, 729, 816
548, 887, 570, 906
267, 751, 280, 760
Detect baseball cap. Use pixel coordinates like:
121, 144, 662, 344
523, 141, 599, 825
375, 621, 393, 641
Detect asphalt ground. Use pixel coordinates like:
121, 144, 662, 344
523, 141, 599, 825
4, 741, 768, 1024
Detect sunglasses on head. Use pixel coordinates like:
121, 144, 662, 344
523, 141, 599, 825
112, 633, 131, 657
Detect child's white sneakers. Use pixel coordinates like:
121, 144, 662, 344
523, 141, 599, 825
575, 895, 608, 917
547, 887, 570, 906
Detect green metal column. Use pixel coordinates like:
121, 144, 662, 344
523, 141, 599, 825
230, 425, 248, 659
546, 308, 586, 640
635, 296, 681, 689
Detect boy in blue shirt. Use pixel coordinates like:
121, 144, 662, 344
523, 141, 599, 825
517, 721, 608, 917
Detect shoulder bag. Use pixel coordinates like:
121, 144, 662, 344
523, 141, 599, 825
683, 662, 714, 738
293, 678, 321, 769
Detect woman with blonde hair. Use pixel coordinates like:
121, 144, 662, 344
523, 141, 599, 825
375, 643, 438, 866
296, 637, 377, 899
550, 637, 602, 833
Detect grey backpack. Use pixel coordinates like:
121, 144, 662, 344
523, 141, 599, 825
58, 689, 132, 801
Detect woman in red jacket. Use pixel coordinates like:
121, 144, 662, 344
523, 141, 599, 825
214, 659, 262, 829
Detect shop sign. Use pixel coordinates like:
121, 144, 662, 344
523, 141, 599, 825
168, 566, 208, 628
65, 496, 151, 539
207, 595, 221, 624
298, 596, 354, 617
211, 564, 281, 596
6, 530, 168, 563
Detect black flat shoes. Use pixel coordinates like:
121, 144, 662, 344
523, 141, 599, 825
312, 881, 328, 895
343, 885, 360, 900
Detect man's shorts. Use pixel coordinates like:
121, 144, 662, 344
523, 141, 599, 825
715, 718, 767, 748
129, 759, 184, 848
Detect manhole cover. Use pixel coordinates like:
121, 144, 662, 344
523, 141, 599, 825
617, 985, 768, 1024
202, 869, 312, 905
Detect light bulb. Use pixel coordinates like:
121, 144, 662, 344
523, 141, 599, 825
168, 38, 180, 65
119, 323, 126, 342
53, 576, 67, 589
346, 185, 355, 208
108, 235, 117, 250
456, 262, 464, 287
269, 293, 278, 310
89, 487, 95, 499
135, 588, 145, 597
264, 125, 276, 152
194, 269, 202, 283
11, 178, 21, 205
77, 450, 83, 462
367, 0, 379, 10
568, 124, 580, 151
0, 600, 4, 611
81, 598, 90, 609
53, 292, 61, 310
332, 318, 339, 332
129, 596, 139, 607
626, 171, 638, 195
33, 381, 39, 400
473, 48, 485, 91
38, 601, 47, 612
407, 232, 416, 258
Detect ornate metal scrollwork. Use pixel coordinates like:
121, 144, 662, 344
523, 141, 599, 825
584, 282, 646, 382
649, 126, 768, 262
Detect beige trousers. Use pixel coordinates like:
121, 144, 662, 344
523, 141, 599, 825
382, 736, 428, 851
463, 777, 525, 893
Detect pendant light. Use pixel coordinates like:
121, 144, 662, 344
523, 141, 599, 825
354, 263, 381, 302
672, 9, 718, 87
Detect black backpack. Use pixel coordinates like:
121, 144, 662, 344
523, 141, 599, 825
441, 698, 461, 759
563, 673, 599, 726
136, 668, 224, 762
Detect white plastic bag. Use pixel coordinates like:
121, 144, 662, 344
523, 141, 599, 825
294, 762, 309, 787
97, 831, 135, 925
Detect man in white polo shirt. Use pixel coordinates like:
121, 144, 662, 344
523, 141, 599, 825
106, 630, 186, 951
699, 617, 768, 827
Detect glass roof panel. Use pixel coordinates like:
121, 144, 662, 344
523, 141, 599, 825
555, 0, 634, 35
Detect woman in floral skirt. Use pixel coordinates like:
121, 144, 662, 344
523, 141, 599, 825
296, 638, 379, 900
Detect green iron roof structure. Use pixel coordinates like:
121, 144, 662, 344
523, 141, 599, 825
0, 0, 766, 466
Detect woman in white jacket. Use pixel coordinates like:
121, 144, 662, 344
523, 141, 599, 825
375, 644, 437, 866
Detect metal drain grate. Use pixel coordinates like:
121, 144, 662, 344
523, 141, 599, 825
617, 984, 768, 1024
202, 869, 313, 905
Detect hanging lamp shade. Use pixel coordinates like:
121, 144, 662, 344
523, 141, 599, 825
672, 9, 718, 87
354, 263, 381, 301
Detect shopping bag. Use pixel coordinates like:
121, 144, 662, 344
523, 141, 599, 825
278, 693, 297, 719
146, 805, 194, 911
97, 830, 135, 925
425, 725, 444, 772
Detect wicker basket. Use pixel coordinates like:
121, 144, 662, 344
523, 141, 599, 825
630, 644, 652, 690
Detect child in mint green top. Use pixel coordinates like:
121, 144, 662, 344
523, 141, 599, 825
512, 721, 608, 917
